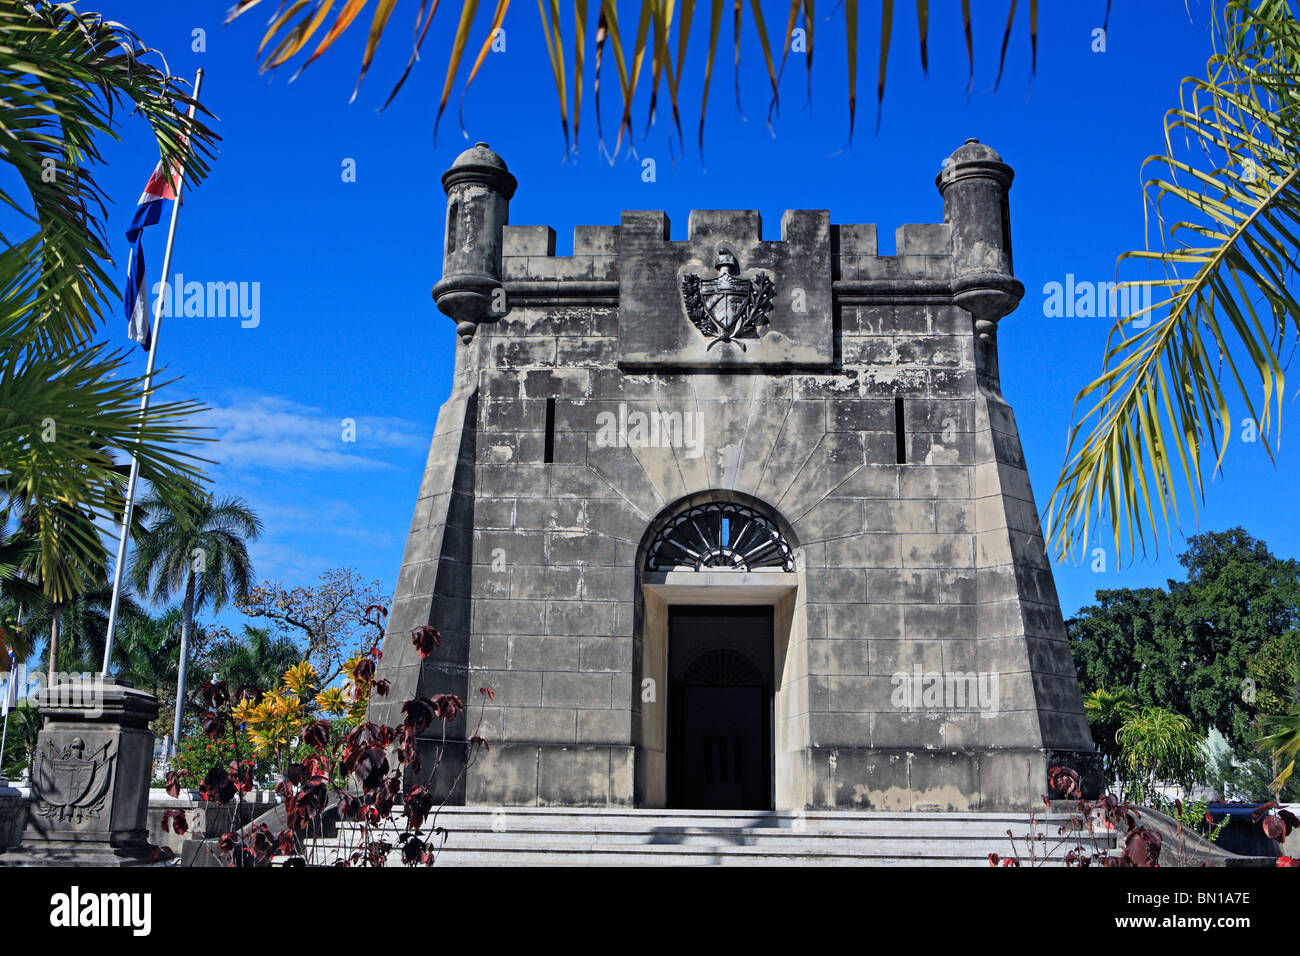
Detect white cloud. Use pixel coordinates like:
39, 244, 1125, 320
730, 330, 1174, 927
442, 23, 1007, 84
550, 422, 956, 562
196, 393, 426, 473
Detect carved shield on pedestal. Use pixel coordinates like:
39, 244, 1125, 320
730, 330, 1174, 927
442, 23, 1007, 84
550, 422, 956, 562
33, 737, 114, 823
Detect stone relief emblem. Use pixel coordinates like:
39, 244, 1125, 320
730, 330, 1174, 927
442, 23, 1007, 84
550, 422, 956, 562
33, 736, 114, 823
680, 246, 775, 350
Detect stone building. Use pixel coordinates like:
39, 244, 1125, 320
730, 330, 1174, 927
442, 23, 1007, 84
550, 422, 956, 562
370, 139, 1099, 812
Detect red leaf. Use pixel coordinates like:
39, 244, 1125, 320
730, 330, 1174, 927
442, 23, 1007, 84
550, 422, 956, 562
1262, 815, 1287, 842
411, 625, 442, 659
303, 720, 332, 751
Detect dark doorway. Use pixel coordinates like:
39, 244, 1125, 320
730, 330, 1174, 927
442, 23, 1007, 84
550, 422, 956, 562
668, 606, 773, 810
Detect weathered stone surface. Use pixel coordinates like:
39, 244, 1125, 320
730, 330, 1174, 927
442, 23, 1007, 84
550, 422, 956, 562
618, 210, 834, 369
372, 139, 1097, 812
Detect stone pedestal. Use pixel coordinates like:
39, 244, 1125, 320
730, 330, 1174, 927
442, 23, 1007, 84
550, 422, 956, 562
0, 678, 161, 866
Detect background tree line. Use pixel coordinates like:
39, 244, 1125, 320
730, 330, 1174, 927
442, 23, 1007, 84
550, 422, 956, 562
1069, 527, 1300, 804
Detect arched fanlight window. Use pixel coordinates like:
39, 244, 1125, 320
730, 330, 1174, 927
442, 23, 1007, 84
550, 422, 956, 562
645, 502, 794, 572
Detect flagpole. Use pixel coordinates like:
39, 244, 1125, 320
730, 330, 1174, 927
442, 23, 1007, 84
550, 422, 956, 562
1, 662, 12, 781
101, 70, 205, 741
0, 710, 10, 783
1, 650, 17, 781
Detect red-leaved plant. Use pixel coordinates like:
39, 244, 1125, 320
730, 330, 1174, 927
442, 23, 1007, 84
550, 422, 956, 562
1253, 801, 1300, 867
171, 621, 491, 866
990, 766, 1164, 867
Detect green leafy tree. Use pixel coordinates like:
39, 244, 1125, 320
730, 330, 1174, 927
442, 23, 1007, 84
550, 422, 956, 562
0, 514, 40, 663
14, 498, 146, 681
0, 703, 42, 778
1069, 528, 1300, 748
21, 580, 145, 675
1082, 687, 1137, 788
0, 593, 37, 669
1248, 631, 1300, 716
1210, 733, 1300, 801
201, 625, 302, 695
111, 608, 182, 703
1258, 662, 1300, 793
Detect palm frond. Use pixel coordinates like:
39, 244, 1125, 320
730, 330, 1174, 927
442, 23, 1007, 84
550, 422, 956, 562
0, 344, 211, 601
0, 1, 219, 602
1049, 0, 1300, 562
1258, 661, 1300, 792
228, 0, 1078, 158
0, 0, 217, 351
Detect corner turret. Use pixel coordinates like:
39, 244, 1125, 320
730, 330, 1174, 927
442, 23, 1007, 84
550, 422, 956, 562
432, 142, 517, 344
937, 139, 1023, 388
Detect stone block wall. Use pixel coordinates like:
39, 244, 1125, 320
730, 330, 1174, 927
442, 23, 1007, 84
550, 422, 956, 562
371, 140, 1099, 811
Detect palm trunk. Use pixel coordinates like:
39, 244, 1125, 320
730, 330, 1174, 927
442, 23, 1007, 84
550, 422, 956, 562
47, 608, 60, 690
171, 571, 196, 755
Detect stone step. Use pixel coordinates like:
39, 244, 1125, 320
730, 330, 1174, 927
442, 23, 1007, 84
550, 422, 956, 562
307, 806, 1114, 866
312, 838, 1081, 867
343, 807, 1096, 835
332, 822, 1097, 846
330, 830, 1091, 854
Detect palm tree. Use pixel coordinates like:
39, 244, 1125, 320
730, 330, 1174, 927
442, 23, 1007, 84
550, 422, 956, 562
12, 501, 111, 685
130, 492, 262, 749
1, 702, 42, 778
1051, 0, 1300, 560
112, 608, 182, 702
1115, 706, 1208, 806
0, 1, 218, 603
227, 0, 1080, 156
0, 518, 39, 665
1083, 687, 1138, 789
206, 625, 303, 696
21, 581, 146, 676
1259, 661, 1300, 795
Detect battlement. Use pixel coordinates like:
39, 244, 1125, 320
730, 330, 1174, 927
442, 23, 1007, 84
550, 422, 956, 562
436, 138, 1023, 378
499, 216, 956, 285
502, 224, 620, 281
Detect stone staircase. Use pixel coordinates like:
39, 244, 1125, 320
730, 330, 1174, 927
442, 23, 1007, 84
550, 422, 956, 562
310, 806, 1118, 866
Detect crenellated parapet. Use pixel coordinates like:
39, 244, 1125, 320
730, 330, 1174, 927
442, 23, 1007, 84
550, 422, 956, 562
434, 139, 1023, 389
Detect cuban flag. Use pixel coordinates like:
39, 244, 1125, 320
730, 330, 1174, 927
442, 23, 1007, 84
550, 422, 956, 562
123, 161, 179, 350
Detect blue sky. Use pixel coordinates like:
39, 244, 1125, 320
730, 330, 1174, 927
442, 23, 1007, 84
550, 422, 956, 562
72, 0, 1298, 631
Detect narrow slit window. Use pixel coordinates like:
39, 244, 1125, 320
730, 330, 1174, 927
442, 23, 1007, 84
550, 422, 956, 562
446, 201, 459, 256
544, 397, 556, 464
894, 396, 907, 465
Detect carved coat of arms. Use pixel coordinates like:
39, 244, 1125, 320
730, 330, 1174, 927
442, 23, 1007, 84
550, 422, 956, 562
33, 736, 114, 823
680, 246, 775, 350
